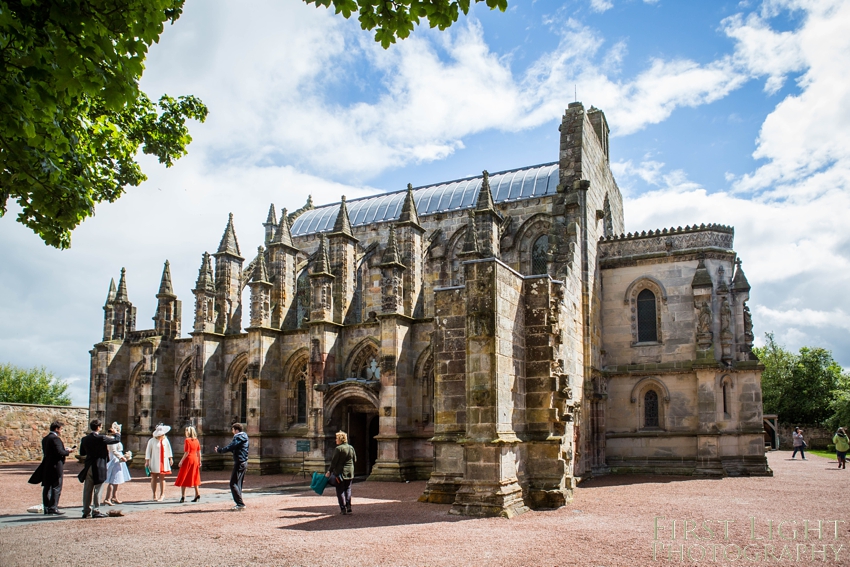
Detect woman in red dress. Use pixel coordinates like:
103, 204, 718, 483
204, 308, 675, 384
174, 426, 202, 503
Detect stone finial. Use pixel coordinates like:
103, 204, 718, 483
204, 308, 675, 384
115, 268, 129, 302
271, 208, 295, 248
264, 203, 277, 226
381, 225, 404, 267
195, 252, 215, 292
157, 260, 175, 297
332, 195, 353, 237
216, 213, 242, 257
475, 170, 496, 213
732, 258, 751, 292
252, 246, 269, 283
311, 234, 332, 276
397, 183, 421, 227
459, 211, 480, 257
105, 278, 117, 306
691, 258, 713, 288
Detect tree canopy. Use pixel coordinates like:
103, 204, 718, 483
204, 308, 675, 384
754, 333, 849, 427
0, 363, 72, 405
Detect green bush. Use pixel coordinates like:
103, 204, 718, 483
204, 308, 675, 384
0, 363, 71, 405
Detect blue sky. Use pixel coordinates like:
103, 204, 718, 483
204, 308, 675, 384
1, 0, 848, 405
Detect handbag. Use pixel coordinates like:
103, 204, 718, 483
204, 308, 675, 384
145, 465, 151, 477
310, 471, 329, 495
802, 441, 808, 448
328, 472, 339, 486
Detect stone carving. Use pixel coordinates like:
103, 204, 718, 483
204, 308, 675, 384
599, 225, 734, 260
720, 297, 731, 336
698, 301, 712, 335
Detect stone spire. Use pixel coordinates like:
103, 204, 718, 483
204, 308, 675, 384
195, 252, 216, 292
115, 268, 129, 302
332, 196, 353, 237
732, 258, 751, 292
381, 225, 404, 267
397, 183, 421, 227
271, 208, 295, 248
158, 260, 175, 297
217, 213, 242, 257
263, 204, 277, 245
691, 258, 713, 288
475, 170, 497, 213
253, 247, 269, 282
104, 278, 117, 306
312, 234, 332, 276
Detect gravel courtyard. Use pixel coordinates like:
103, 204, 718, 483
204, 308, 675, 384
0, 451, 847, 567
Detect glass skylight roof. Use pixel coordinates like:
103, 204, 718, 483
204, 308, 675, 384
290, 162, 559, 237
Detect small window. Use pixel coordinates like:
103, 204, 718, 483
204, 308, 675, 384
531, 235, 549, 275
637, 289, 657, 342
236, 370, 248, 424
722, 383, 729, 417
644, 390, 659, 428
297, 379, 307, 424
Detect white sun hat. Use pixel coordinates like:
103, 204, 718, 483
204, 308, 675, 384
152, 424, 171, 437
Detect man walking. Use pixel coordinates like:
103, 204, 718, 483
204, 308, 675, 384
215, 423, 249, 511
28, 421, 74, 515
326, 431, 356, 515
77, 419, 121, 518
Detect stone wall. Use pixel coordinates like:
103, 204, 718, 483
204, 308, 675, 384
776, 424, 836, 450
0, 403, 89, 463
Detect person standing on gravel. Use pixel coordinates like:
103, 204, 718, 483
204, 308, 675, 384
215, 423, 249, 511
77, 419, 121, 518
791, 427, 807, 460
833, 427, 849, 469
326, 431, 356, 515
28, 421, 74, 515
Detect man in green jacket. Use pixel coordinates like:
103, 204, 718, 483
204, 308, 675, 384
326, 431, 356, 515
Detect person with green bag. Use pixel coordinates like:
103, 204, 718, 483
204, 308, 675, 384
325, 431, 356, 515
833, 427, 849, 469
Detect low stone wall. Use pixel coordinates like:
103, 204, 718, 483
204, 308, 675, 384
0, 403, 89, 463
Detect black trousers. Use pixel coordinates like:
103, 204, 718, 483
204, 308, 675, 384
230, 461, 247, 506
335, 478, 352, 510
42, 472, 63, 512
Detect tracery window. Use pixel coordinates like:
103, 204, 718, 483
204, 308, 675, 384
349, 344, 381, 380
178, 366, 191, 427
234, 367, 248, 424
531, 235, 549, 275
636, 289, 658, 342
297, 379, 307, 424
421, 356, 434, 425
644, 390, 659, 428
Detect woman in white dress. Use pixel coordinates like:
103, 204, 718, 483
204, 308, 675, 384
145, 424, 173, 501
103, 422, 131, 505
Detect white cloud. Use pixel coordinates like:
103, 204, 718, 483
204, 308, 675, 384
590, 0, 614, 12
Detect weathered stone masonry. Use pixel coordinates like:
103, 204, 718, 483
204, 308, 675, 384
90, 102, 770, 518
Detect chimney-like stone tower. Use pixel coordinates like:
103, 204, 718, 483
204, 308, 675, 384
248, 246, 272, 328
192, 252, 217, 334
395, 184, 425, 317
268, 208, 299, 329
213, 213, 244, 334
110, 268, 136, 340
328, 196, 358, 324
153, 260, 181, 338
309, 234, 334, 323
102, 278, 117, 341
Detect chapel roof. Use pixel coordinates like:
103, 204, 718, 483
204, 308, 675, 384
290, 162, 559, 237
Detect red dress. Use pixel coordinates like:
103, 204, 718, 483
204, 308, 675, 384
174, 438, 201, 487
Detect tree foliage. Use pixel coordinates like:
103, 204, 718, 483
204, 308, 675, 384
0, 0, 207, 249
0, 363, 71, 405
754, 333, 848, 426
304, 0, 508, 48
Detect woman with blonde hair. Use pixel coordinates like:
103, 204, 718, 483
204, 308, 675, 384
145, 424, 173, 501
325, 430, 356, 515
174, 425, 202, 502
103, 422, 131, 505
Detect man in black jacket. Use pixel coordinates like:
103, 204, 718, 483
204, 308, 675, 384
215, 423, 249, 511
77, 419, 120, 518
28, 421, 74, 515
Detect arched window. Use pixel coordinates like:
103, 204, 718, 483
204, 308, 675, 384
531, 235, 549, 275
234, 367, 248, 425
348, 343, 381, 380
178, 365, 192, 427
297, 379, 307, 424
295, 268, 310, 328
644, 390, 659, 428
722, 381, 731, 418
637, 289, 658, 342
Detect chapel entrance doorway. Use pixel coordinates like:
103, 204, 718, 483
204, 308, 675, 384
328, 396, 379, 475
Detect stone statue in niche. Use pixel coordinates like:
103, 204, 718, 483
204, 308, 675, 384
720, 297, 732, 335
743, 303, 755, 346
698, 301, 712, 335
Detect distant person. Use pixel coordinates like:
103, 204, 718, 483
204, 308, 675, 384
326, 431, 356, 515
103, 422, 131, 505
215, 423, 249, 511
77, 419, 121, 518
28, 421, 75, 515
833, 427, 849, 469
145, 424, 173, 501
791, 427, 807, 460
174, 426, 202, 503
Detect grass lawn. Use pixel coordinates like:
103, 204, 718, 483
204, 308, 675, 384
807, 449, 837, 460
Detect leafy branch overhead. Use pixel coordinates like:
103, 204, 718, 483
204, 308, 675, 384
0, 0, 207, 249
304, 0, 508, 48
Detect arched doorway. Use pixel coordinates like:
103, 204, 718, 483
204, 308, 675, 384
327, 393, 379, 476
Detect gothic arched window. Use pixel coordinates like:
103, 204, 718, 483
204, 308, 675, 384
531, 235, 549, 275
637, 289, 658, 342
297, 379, 307, 424
235, 368, 248, 424
644, 390, 659, 428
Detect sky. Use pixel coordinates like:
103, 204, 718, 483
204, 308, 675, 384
1, 0, 848, 406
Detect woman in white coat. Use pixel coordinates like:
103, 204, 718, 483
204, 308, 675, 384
145, 424, 173, 501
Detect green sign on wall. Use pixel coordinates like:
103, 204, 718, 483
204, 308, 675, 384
296, 440, 310, 452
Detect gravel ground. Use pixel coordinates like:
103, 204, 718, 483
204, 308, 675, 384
1, 452, 848, 567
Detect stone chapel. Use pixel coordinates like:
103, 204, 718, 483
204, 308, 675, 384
90, 102, 771, 518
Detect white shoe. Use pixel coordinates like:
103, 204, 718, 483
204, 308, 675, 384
230, 505, 246, 511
